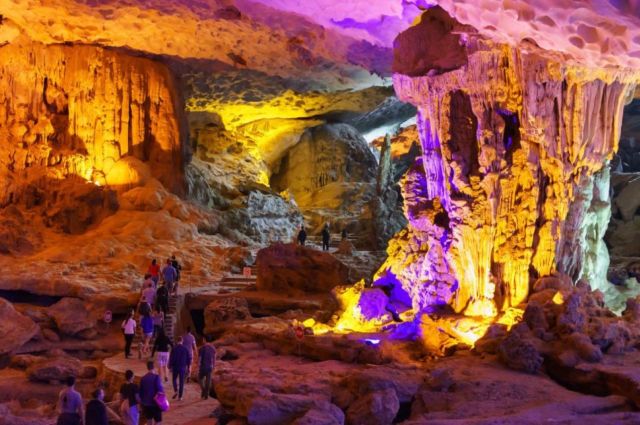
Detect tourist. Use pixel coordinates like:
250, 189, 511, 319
118, 369, 140, 425
162, 259, 178, 295
152, 328, 172, 383
341, 228, 347, 240
139, 361, 164, 425
56, 376, 83, 425
156, 283, 169, 317
297, 225, 307, 246
182, 326, 197, 381
144, 273, 156, 290
142, 280, 156, 306
171, 255, 182, 282
148, 259, 160, 286
141, 310, 154, 358
198, 336, 216, 400
85, 388, 108, 425
169, 336, 191, 401
152, 306, 164, 337
321, 223, 330, 251
122, 309, 137, 359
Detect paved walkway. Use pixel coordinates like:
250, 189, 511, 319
104, 355, 218, 425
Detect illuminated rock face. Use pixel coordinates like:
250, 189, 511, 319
381, 9, 639, 316
0, 38, 187, 205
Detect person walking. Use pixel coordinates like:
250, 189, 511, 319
141, 281, 156, 307
122, 310, 136, 359
118, 370, 140, 425
198, 336, 216, 400
171, 255, 182, 282
321, 223, 330, 251
139, 361, 164, 425
156, 283, 169, 318
152, 306, 164, 338
169, 336, 191, 401
85, 388, 108, 425
148, 259, 160, 287
152, 328, 172, 383
56, 376, 83, 425
182, 327, 197, 382
141, 311, 154, 358
162, 259, 178, 295
297, 225, 307, 246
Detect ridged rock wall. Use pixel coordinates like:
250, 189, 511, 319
0, 37, 187, 205
381, 10, 639, 317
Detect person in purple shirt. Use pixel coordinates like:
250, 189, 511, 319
169, 336, 192, 401
139, 361, 164, 425
161, 259, 178, 294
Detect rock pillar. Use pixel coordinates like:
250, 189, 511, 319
380, 8, 638, 316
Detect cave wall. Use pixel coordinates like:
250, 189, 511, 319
0, 38, 188, 206
381, 11, 638, 316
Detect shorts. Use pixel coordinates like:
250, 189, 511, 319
144, 333, 153, 339
143, 404, 162, 422
157, 352, 169, 367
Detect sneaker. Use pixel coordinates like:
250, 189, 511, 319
172, 393, 178, 399
178, 396, 183, 401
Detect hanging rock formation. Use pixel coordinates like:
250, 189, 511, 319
378, 7, 639, 317
0, 37, 188, 206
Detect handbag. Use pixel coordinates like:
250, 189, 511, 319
154, 392, 170, 412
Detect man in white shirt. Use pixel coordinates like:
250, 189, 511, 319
122, 310, 137, 359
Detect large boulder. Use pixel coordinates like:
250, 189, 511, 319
0, 298, 39, 355
47, 297, 96, 336
204, 297, 252, 334
256, 243, 349, 293
346, 388, 399, 425
246, 391, 344, 425
27, 356, 82, 382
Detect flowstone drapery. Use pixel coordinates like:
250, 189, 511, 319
378, 8, 639, 317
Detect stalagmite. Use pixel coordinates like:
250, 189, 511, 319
377, 7, 640, 317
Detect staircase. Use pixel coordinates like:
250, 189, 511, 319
132, 293, 179, 357
210, 266, 257, 294
306, 234, 358, 250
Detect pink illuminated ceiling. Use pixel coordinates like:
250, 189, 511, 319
1, 0, 640, 79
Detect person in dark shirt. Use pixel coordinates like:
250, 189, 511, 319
321, 223, 330, 251
152, 328, 172, 383
85, 388, 108, 425
139, 361, 164, 425
297, 226, 307, 246
198, 336, 217, 399
156, 283, 169, 318
169, 336, 192, 401
118, 369, 140, 425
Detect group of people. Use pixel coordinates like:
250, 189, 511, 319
57, 332, 217, 425
297, 223, 348, 251
121, 256, 183, 359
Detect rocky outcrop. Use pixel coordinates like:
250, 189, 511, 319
0, 298, 39, 355
256, 243, 350, 293
204, 297, 252, 335
47, 297, 96, 337
0, 37, 188, 206
378, 7, 639, 316
270, 123, 377, 207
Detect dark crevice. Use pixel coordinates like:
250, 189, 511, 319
0, 289, 62, 306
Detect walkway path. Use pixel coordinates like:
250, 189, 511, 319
104, 355, 219, 425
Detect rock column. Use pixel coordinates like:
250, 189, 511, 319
380, 9, 638, 316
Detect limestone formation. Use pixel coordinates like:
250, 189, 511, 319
0, 37, 188, 205
256, 243, 350, 294
0, 298, 39, 355
377, 6, 640, 317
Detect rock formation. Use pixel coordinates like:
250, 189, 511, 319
0, 37, 188, 203
377, 7, 639, 317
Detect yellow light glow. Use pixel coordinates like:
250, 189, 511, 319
302, 318, 316, 328
552, 291, 564, 305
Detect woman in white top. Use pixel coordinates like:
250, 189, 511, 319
121, 309, 136, 359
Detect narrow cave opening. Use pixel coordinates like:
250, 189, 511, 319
0, 289, 61, 306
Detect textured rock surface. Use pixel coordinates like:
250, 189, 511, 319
47, 297, 96, 336
379, 7, 639, 316
256, 243, 350, 293
0, 38, 187, 202
0, 298, 39, 355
